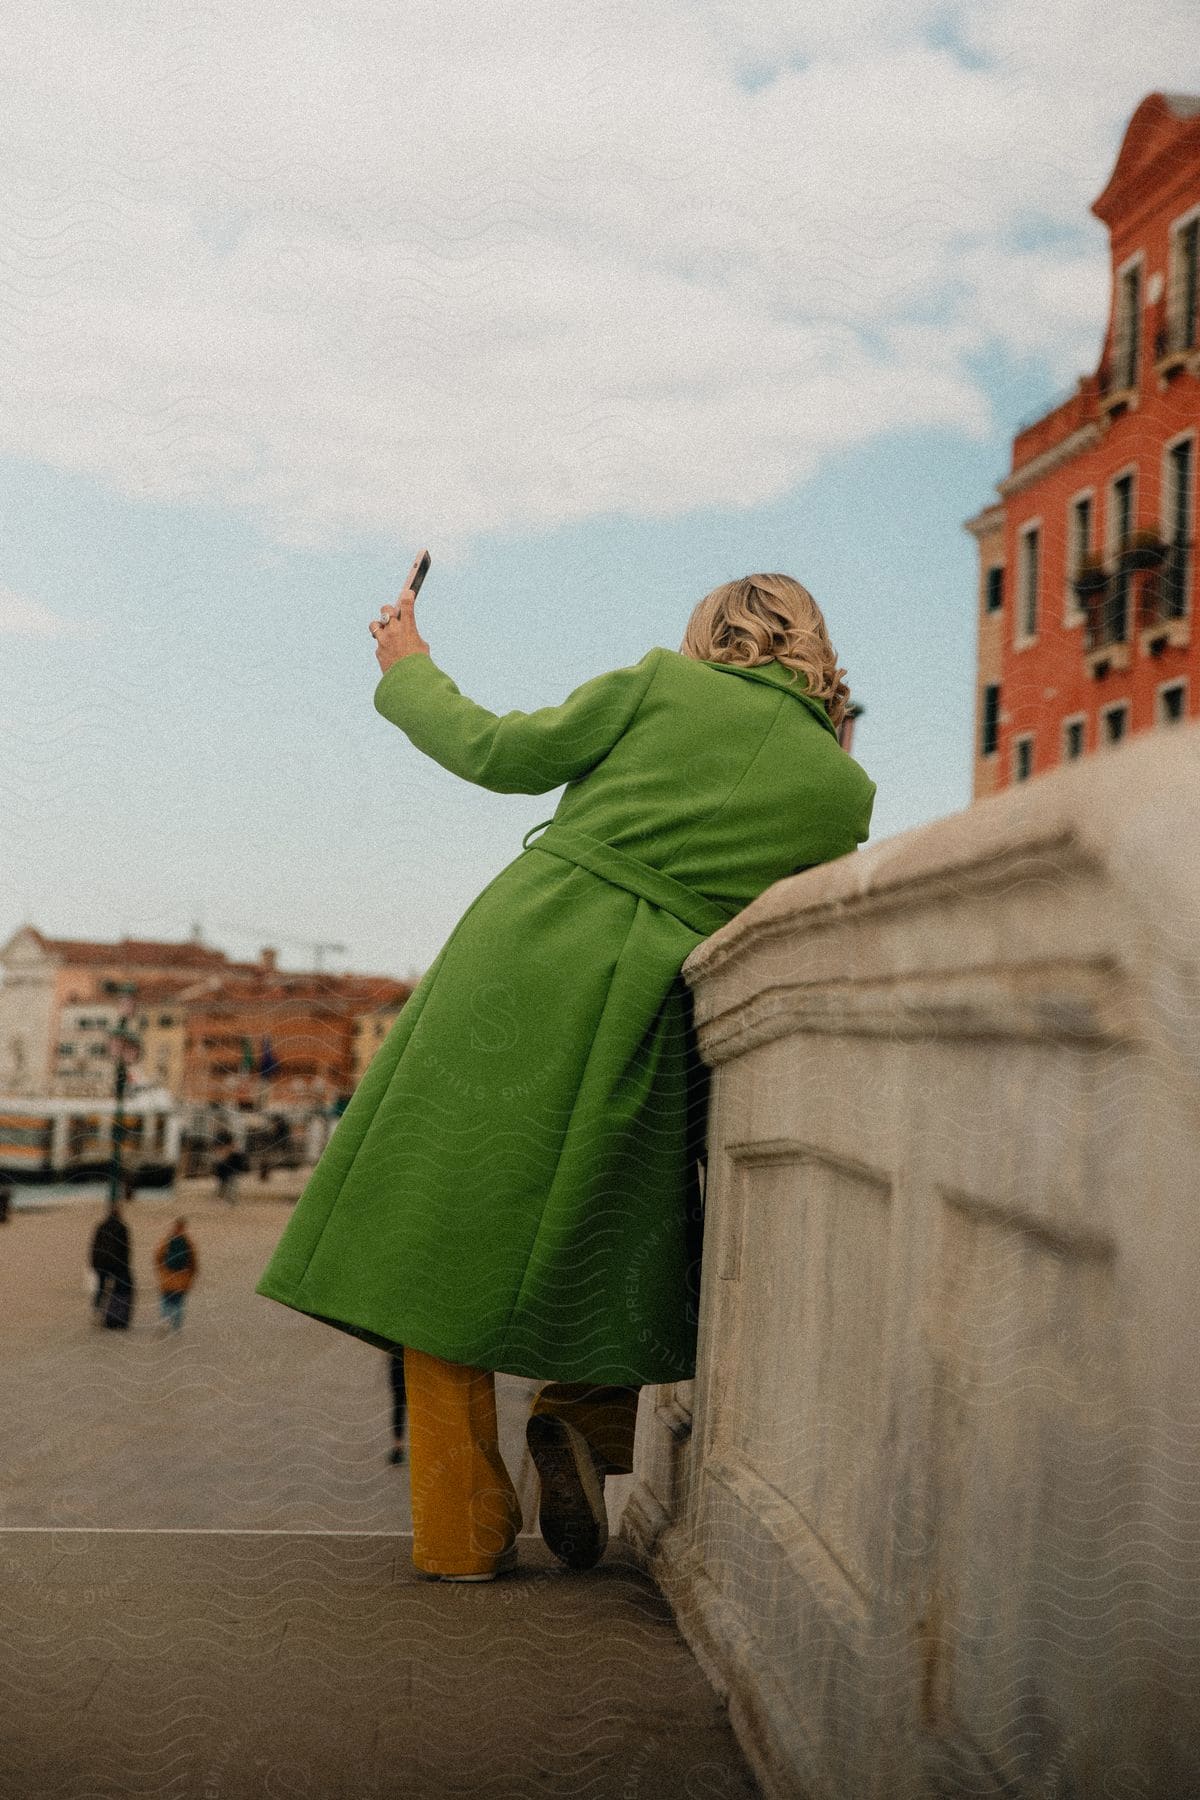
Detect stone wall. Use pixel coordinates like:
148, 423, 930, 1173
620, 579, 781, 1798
622, 720, 1200, 1799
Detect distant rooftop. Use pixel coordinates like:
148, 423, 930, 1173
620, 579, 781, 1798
3, 927, 414, 997
29, 930, 229, 969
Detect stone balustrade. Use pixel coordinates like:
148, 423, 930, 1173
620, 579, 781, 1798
622, 718, 1200, 1799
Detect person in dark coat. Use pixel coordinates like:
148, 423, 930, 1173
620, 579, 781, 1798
216, 1147, 249, 1205
90, 1201, 134, 1329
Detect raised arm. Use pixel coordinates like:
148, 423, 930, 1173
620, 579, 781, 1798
372, 648, 661, 794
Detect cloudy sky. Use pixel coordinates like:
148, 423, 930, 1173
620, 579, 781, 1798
2, 1, 1195, 977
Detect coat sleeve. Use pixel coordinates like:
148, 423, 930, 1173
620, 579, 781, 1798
372, 647, 661, 794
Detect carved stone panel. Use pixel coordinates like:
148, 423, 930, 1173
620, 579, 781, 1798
715, 1142, 893, 1606
919, 1185, 1125, 1791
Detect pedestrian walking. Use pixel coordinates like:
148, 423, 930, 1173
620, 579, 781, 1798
215, 1149, 245, 1205
387, 1348, 407, 1464
258, 571, 876, 1580
154, 1217, 199, 1331
90, 1200, 134, 1330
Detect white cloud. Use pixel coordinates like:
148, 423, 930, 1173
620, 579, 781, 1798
0, 588, 95, 638
0, 0, 1194, 550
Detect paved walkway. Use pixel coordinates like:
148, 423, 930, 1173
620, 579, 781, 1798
1, 1530, 755, 1799
2, 1180, 561, 1532
0, 1189, 756, 1797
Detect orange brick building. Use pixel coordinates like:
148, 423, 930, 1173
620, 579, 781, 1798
967, 93, 1200, 797
182, 969, 413, 1109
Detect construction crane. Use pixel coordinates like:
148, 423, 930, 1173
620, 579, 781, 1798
211, 923, 349, 973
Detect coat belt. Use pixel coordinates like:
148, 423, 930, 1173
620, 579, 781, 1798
521, 819, 740, 938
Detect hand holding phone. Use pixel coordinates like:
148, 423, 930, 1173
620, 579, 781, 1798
404, 548, 431, 599
371, 548, 432, 669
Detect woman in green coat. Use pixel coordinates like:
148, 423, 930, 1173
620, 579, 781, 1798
257, 572, 876, 1578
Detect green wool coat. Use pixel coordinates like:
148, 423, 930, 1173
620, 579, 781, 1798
256, 645, 876, 1384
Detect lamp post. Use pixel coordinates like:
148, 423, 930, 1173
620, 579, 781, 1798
838, 700, 865, 757
106, 982, 141, 1206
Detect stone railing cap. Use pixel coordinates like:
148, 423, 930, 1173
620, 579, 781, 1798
683, 718, 1200, 984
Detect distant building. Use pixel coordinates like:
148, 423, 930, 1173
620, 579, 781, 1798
50, 976, 203, 1098
183, 972, 412, 1110
0, 927, 413, 1104
967, 93, 1200, 795
350, 1002, 409, 1088
128, 981, 194, 1096
53, 995, 137, 1098
0, 928, 232, 1095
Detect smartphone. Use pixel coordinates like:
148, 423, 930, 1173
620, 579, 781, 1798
405, 548, 431, 598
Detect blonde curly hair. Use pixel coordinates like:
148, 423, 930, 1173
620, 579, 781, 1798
680, 573, 851, 731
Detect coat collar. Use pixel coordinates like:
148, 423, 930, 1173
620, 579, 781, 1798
694, 655, 840, 738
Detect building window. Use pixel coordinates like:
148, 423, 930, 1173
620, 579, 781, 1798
1158, 681, 1187, 724
1100, 701, 1129, 745
1110, 470, 1135, 552
1113, 259, 1142, 390
981, 683, 1001, 757
1016, 524, 1040, 640
1062, 716, 1086, 760
1107, 472, 1135, 641
1161, 436, 1194, 620
985, 566, 1004, 613
1013, 734, 1034, 781
1168, 214, 1200, 354
1067, 494, 1093, 618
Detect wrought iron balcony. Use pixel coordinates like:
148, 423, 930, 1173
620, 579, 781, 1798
1155, 315, 1199, 362
1079, 570, 1130, 651
1098, 348, 1139, 409
1139, 540, 1192, 628
1120, 529, 1168, 573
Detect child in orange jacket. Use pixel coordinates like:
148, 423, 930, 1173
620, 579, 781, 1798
155, 1219, 198, 1331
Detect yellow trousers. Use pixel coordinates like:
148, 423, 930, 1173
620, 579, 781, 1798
403, 1345, 640, 1576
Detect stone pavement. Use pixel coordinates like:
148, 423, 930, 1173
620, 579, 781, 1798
3, 1180, 552, 1533
1, 1530, 756, 1799
0, 1187, 757, 1797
